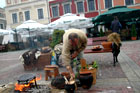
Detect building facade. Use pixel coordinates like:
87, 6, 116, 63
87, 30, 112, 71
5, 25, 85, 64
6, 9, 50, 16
5, 0, 50, 29
49, 0, 99, 22
49, 0, 140, 22
4, 0, 140, 29
99, 0, 140, 14
0, 8, 6, 29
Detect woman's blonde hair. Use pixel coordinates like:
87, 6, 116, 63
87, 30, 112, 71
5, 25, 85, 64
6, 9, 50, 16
107, 32, 121, 46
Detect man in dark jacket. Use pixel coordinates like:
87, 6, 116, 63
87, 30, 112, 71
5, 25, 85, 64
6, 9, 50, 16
111, 16, 122, 34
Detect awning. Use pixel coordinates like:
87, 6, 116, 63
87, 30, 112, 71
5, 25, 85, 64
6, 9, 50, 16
92, 6, 140, 25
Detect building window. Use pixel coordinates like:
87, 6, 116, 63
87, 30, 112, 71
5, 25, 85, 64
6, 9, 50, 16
52, 6, 59, 17
21, 0, 28, 2
0, 13, 4, 18
14, 0, 18, 4
88, 0, 95, 11
64, 3, 71, 14
19, 12, 23, 22
7, 0, 11, 4
77, 1, 84, 13
125, 0, 133, 5
37, 8, 44, 19
12, 13, 18, 24
24, 11, 30, 21
105, 0, 112, 9
0, 24, 4, 29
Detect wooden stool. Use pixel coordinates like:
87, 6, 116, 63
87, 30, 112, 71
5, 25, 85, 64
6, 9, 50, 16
44, 65, 59, 80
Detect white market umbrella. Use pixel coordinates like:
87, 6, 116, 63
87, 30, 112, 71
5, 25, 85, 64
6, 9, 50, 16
2, 34, 15, 44
16, 20, 47, 37
0, 29, 15, 44
0, 29, 15, 35
46, 13, 93, 30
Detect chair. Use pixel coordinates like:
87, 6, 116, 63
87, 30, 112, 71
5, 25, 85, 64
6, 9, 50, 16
44, 65, 59, 80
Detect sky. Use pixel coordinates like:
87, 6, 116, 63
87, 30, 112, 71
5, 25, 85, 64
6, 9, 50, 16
0, 0, 6, 8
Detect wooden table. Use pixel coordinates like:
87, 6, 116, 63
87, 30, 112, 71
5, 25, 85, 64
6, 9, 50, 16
84, 48, 117, 66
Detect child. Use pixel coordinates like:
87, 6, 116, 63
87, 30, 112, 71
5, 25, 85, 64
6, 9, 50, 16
107, 32, 122, 66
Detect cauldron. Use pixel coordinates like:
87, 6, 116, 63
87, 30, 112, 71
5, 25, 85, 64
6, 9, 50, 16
79, 72, 93, 89
51, 75, 65, 89
64, 81, 75, 93
65, 84, 75, 93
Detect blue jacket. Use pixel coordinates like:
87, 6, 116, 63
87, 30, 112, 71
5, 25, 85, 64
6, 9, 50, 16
111, 20, 122, 33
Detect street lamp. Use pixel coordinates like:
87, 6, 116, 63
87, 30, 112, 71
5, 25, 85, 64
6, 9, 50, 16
13, 29, 19, 50
26, 27, 33, 48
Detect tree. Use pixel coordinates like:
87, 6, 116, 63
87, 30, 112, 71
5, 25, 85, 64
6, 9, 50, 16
50, 29, 65, 48
131, 24, 137, 37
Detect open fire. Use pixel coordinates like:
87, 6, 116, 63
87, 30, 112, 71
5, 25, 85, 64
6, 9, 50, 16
15, 73, 41, 92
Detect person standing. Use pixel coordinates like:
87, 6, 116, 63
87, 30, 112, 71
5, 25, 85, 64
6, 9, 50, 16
111, 16, 122, 34
62, 29, 87, 78
54, 42, 63, 66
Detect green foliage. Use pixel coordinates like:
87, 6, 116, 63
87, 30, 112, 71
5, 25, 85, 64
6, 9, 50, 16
99, 28, 104, 37
92, 61, 98, 69
131, 24, 137, 37
50, 29, 65, 48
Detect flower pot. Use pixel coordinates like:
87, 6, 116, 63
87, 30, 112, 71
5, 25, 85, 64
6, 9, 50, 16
79, 71, 93, 89
131, 37, 137, 40
101, 42, 112, 50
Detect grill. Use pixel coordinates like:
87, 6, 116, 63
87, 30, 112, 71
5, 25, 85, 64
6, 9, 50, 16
15, 73, 38, 92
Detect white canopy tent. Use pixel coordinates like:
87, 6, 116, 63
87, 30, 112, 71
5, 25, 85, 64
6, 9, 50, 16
16, 20, 47, 37
46, 13, 94, 31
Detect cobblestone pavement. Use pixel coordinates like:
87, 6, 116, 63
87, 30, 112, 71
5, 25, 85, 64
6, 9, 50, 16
0, 50, 46, 85
82, 40, 140, 93
121, 40, 140, 67
0, 40, 140, 93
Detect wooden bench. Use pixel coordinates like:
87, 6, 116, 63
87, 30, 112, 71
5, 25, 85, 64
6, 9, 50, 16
87, 36, 107, 46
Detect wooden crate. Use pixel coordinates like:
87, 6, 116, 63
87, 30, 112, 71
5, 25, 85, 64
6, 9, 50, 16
24, 52, 52, 70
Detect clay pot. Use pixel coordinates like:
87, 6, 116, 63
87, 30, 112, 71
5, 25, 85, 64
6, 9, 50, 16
64, 83, 75, 93
101, 42, 112, 49
79, 72, 93, 89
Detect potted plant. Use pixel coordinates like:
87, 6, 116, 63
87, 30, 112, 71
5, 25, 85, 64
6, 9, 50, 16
131, 24, 137, 40
78, 59, 98, 86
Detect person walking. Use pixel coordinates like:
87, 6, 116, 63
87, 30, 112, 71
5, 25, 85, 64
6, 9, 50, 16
62, 29, 87, 79
107, 32, 122, 66
111, 16, 122, 34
